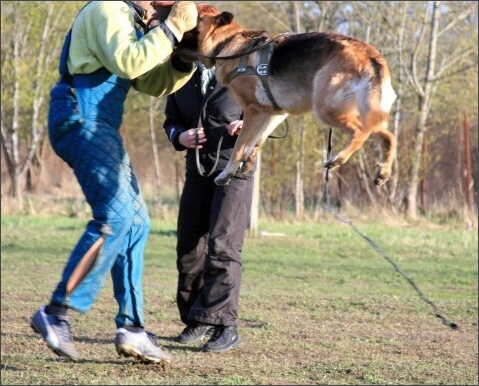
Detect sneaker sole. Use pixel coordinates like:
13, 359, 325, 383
116, 344, 172, 365
202, 338, 241, 353
30, 323, 79, 362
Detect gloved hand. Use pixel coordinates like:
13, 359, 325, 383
150, 1, 175, 23
164, 1, 198, 42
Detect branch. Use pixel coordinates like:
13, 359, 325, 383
410, 3, 430, 97
255, 1, 291, 31
433, 61, 479, 83
20, 3, 55, 177
433, 45, 478, 79
437, 5, 475, 39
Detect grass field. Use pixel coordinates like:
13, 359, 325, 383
1, 213, 477, 385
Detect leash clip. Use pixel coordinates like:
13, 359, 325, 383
256, 63, 268, 76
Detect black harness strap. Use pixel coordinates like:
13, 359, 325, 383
224, 44, 281, 111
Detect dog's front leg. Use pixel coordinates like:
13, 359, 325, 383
215, 143, 249, 186
214, 108, 286, 186
240, 113, 288, 174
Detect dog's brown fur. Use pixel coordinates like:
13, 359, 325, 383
165, 3, 397, 186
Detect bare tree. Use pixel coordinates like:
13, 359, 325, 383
1, 2, 72, 198
403, 1, 477, 218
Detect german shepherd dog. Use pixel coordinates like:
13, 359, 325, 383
161, 3, 397, 186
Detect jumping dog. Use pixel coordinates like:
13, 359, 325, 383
155, 3, 397, 186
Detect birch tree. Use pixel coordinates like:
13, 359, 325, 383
1, 2, 77, 198
403, 1, 477, 218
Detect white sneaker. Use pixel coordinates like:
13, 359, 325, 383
30, 305, 79, 361
114, 327, 172, 364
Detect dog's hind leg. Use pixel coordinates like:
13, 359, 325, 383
372, 123, 396, 185
321, 111, 370, 170
215, 108, 287, 186
321, 108, 393, 185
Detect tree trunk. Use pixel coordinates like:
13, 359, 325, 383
388, 1, 409, 209
406, 1, 440, 219
26, 136, 46, 192
149, 97, 162, 205
463, 111, 475, 218
7, 4, 22, 198
357, 151, 376, 205
1, 3, 69, 198
420, 135, 428, 215
295, 123, 305, 220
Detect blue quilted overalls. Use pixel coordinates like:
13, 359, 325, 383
47, 31, 150, 329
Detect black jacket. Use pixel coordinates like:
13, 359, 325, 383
164, 65, 255, 178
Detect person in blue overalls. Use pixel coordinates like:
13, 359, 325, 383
30, 1, 197, 364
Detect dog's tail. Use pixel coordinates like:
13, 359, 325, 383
356, 56, 397, 118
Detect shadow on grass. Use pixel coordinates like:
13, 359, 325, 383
1, 363, 22, 372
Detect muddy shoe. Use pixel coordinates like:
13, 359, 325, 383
115, 327, 172, 364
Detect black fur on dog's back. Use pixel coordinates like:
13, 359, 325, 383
269, 32, 385, 91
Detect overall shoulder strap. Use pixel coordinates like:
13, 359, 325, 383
59, 2, 93, 79
123, 1, 148, 32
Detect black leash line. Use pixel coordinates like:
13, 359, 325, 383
323, 128, 458, 330
174, 33, 290, 61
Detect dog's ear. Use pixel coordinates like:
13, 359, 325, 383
215, 12, 234, 26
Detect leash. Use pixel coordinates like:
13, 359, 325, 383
268, 119, 289, 139
194, 122, 288, 177
195, 129, 225, 177
193, 61, 289, 177
174, 33, 290, 61
324, 128, 458, 330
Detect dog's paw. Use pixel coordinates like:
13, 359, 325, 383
214, 174, 232, 186
240, 159, 255, 174
324, 156, 343, 170
374, 164, 391, 186
374, 175, 389, 186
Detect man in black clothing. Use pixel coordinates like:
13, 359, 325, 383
163, 63, 255, 353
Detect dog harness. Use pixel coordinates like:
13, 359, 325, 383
223, 41, 281, 111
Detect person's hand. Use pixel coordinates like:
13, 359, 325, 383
151, 1, 175, 21
146, 2, 174, 32
165, 1, 198, 42
179, 128, 206, 149
227, 120, 243, 136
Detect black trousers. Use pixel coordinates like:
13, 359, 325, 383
176, 173, 254, 327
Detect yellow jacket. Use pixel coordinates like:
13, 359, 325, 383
68, 1, 194, 96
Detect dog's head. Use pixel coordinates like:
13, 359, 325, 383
179, 3, 241, 67
150, 2, 241, 66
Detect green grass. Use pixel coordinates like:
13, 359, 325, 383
1, 214, 477, 385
